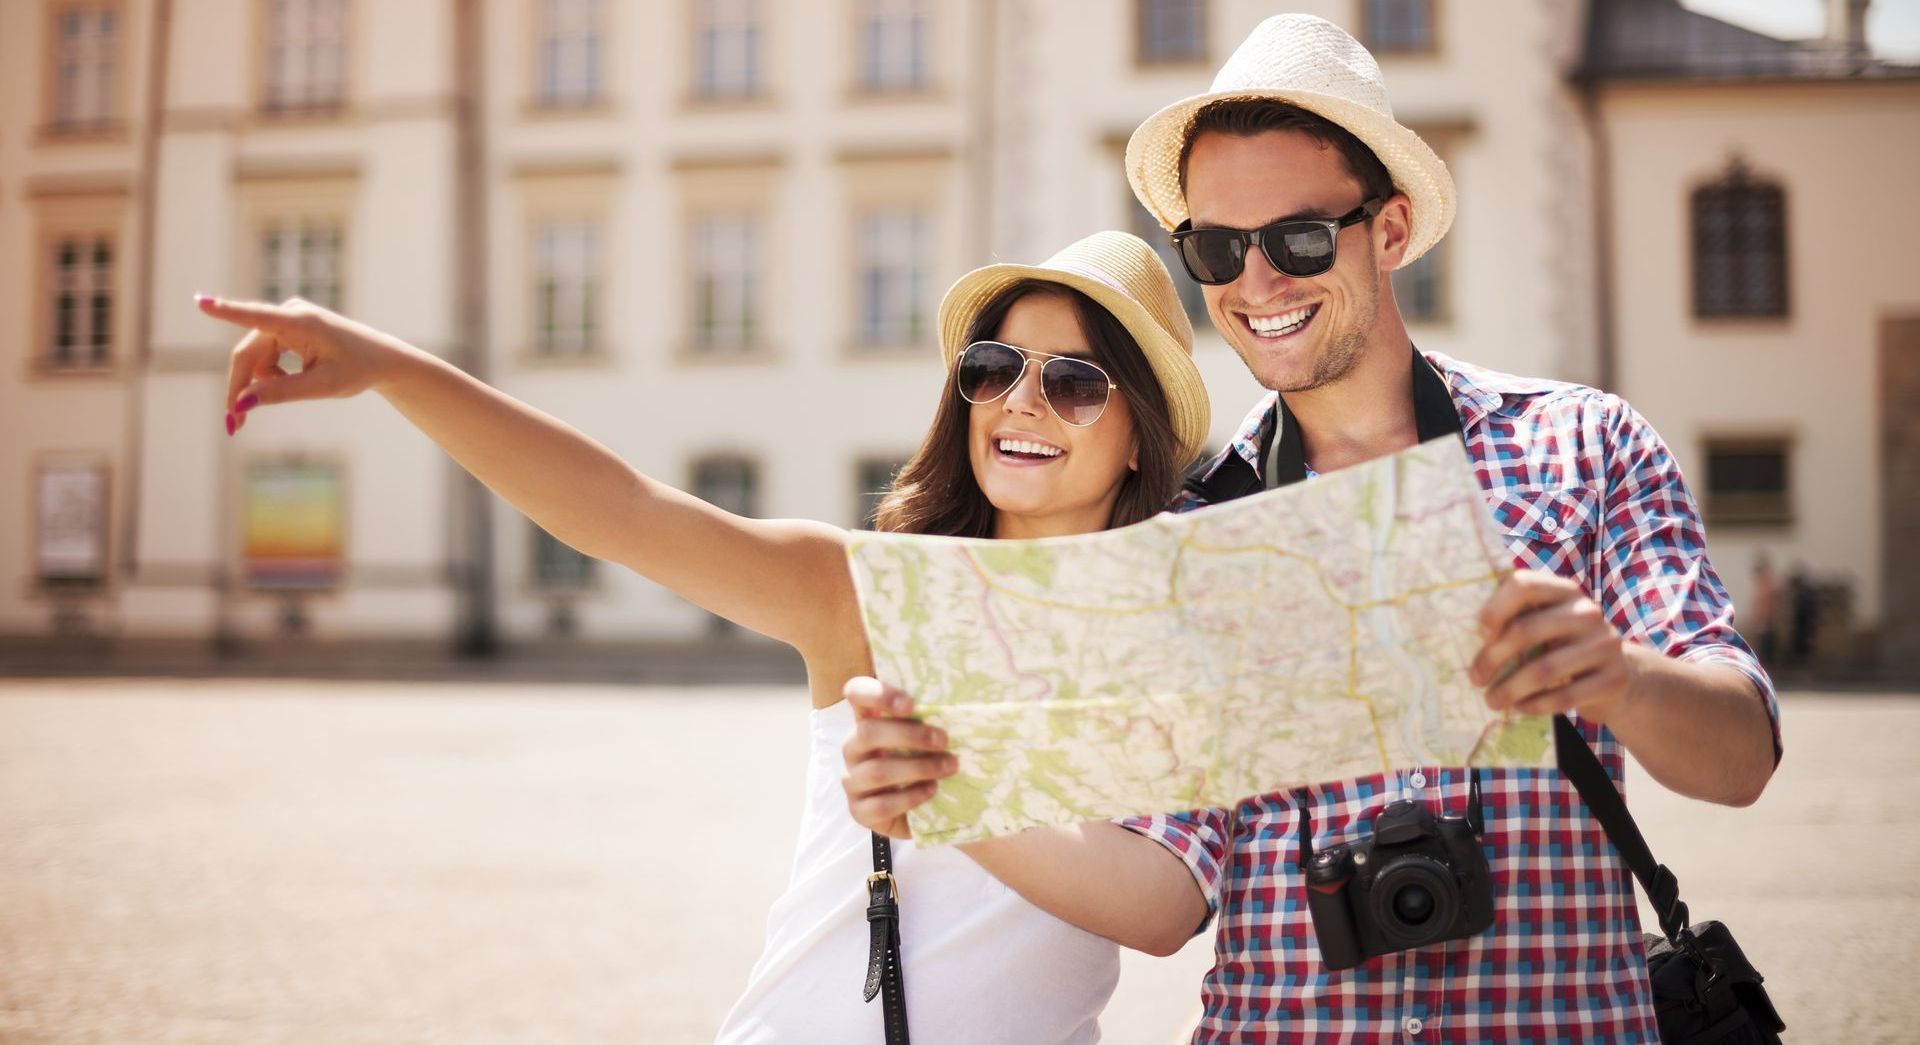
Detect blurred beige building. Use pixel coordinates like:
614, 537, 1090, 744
2, 0, 1916, 676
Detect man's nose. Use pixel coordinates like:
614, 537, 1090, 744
1234, 241, 1296, 303
1003, 360, 1047, 417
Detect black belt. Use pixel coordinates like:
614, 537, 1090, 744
863, 831, 910, 1044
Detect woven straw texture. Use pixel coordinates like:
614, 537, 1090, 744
1125, 13, 1456, 268
938, 231, 1211, 461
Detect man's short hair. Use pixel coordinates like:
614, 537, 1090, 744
1177, 99, 1397, 211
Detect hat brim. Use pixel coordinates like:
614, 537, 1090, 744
1126, 88, 1455, 269
938, 264, 1212, 464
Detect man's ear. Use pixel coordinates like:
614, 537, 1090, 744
1374, 192, 1414, 271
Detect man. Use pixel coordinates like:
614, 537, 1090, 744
843, 14, 1779, 1041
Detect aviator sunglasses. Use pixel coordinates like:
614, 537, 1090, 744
955, 340, 1118, 427
1170, 197, 1385, 285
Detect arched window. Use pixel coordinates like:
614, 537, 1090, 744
1692, 159, 1788, 319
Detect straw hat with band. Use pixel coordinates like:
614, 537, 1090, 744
938, 230, 1211, 463
1126, 13, 1456, 269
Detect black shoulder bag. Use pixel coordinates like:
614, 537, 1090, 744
862, 832, 910, 1043
1554, 715, 1785, 1043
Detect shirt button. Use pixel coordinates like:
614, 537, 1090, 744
1541, 516, 1559, 533
1409, 771, 1427, 789
1405, 1016, 1425, 1036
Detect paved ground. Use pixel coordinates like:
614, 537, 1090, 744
0, 680, 1913, 1044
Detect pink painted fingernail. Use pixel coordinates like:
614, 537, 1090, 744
225, 413, 236, 436
195, 293, 215, 307
236, 394, 258, 413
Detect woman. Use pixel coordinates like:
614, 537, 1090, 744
199, 231, 1210, 1043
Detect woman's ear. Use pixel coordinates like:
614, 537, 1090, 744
1129, 440, 1140, 472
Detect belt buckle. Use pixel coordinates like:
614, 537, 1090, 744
866, 870, 899, 902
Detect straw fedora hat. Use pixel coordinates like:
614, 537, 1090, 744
1126, 13, 1455, 268
938, 231, 1211, 462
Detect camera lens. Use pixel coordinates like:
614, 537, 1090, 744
1392, 883, 1436, 925
1366, 856, 1460, 950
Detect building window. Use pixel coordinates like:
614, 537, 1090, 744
263, 0, 347, 115
689, 213, 759, 353
1129, 194, 1206, 323
855, 457, 908, 529
1392, 237, 1448, 324
694, 0, 760, 100
259, 220, 344, 310
1693, 161, 1788, 319
856, 209, 927, 347
1702, 437, 1792, 527
858, 0, 927, 93
533, 219, 598, 357
694, 455, 758, 515
50, 4, 120, 132
36, 461, 110, 587
1135, 0, 1205, 65
45, 234, 115, 369
1361, 0, 1437, 54
536, 0, 603, 108
531, 524, 596, 590
692, 455, 758, 634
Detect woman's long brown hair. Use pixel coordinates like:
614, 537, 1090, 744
872, 280, 1186, 538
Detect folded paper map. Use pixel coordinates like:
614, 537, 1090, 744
846, 436, 1554, 846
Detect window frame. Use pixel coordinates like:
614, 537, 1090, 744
1690, 162, 1790, 322
42, 0, 127, 139
690, 0, 764, 103
529, 217, 602, 360
853, 0, 931, 95
1359, 0, 1442, 57
531, 0, 606, 111
1132, 0, 1208, 68
1700, 434, 1795, 528
233, 176, 358, 372
255, 0, 353, 120
29, 191, 127, 379
852, 207, 930, 350
686, 210, 764, 356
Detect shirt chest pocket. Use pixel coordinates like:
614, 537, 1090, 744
1484, 485, 1600, 572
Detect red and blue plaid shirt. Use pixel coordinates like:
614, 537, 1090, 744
1121, 350, 1780, 1044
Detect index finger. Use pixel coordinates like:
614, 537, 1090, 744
197, 294, 299, 332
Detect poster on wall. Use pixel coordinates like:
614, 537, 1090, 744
36, 462, 108, 585
243, 459, 345, 590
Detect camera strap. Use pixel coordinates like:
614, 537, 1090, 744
1552, 714, 1690, 944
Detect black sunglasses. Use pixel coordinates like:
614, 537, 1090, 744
1170, 198, 1385, 285
954, 340, 1117, 427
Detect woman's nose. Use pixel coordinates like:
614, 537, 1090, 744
1003, 360, 1047, 416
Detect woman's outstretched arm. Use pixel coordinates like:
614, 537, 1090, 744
201, 294, 858, 655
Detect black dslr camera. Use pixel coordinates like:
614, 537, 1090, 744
1303, 798, 1495, 970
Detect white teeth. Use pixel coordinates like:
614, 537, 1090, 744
1247, 304, 1317, 336
997, 438, 1062, 458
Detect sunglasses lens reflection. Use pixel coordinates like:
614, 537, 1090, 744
1275, 226, 1335, 274
1180, 233, 1247, 285
957, 342, 1026, 403
1042, 360, 1112, 426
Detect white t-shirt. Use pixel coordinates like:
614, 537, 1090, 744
716, 700, 1120, 1044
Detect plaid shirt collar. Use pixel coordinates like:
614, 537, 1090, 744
1190, 348, 1557, 496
